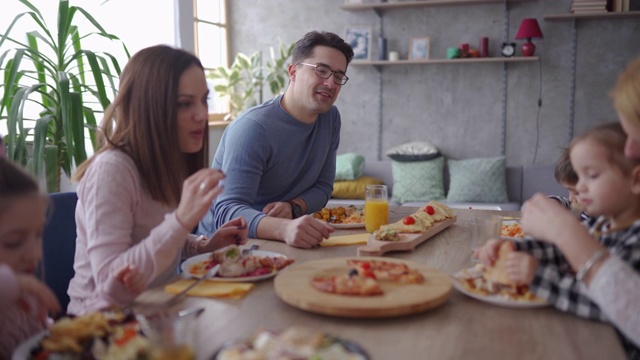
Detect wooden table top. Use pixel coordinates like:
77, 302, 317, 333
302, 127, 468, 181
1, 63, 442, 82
135, 207, 626, 360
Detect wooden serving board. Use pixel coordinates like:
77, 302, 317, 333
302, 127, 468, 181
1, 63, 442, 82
274, 257, 452, 318
357, 216, 457, 257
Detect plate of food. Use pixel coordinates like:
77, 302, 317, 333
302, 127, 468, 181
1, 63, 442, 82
274, 256, 452, 318
14, 309, 194, 360
452, 242, 549, 308
501, 219, 525, 239
211, 326, 370, 360
180, 245, 294, 282
313, 205, 365, 228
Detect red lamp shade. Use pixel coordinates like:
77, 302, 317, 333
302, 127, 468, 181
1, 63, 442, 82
515, 18, 543, 56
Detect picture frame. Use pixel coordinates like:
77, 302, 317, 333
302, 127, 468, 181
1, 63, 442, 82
345, 26, 372, 61
409, 36, 431, 60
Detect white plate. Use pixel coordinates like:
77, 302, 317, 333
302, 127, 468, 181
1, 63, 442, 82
12, 330, 47, 360
180, 250, 290, 282
451, 272, 550, 309
330, 222, 365, 229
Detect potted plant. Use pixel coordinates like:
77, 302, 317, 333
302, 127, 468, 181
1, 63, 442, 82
209, 40, 294, 121
0, 0, 128, 192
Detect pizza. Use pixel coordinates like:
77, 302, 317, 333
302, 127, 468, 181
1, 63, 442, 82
375, 201, 455, 236
501, 222, 524, 238
346, 259, 425, 284
311, 273, 383, 296
311, 259, 424, 296
454, 242, 542, 302
484, 241, 516, 285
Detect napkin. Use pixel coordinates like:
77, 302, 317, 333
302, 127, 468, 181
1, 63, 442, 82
320, 233, 369, 247
164, 279, 255, 299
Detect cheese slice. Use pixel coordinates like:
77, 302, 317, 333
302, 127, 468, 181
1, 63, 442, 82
165, 279, 255, 299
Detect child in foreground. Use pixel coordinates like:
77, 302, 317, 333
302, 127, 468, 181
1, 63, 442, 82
0, 159, 143, 357
476, 122, 640, 356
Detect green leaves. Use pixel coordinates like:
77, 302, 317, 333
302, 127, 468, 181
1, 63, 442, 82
208, 39, 294, 121
0, 0, 127, 192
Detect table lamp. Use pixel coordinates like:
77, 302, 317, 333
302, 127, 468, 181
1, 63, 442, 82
515, 18, 543, 56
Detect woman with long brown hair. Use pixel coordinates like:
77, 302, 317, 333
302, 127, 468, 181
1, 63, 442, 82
67, 45, 247, 315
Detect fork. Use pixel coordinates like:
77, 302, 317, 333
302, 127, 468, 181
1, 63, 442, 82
163, 264, 220, 307
242, 244, 259, 256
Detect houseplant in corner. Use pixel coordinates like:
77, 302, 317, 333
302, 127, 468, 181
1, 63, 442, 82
209, 39, 294, 121
0, 0, 128, 192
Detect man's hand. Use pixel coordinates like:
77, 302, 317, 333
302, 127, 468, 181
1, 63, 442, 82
282, 215, 334, 249
263, 201, 292, 219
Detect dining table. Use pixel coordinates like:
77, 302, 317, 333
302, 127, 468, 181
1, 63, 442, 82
134, 207, 627, 360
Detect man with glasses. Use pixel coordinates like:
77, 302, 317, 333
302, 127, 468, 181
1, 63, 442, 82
198, 31, 354, 248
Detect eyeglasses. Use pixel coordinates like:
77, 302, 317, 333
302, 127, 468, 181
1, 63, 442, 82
296, 63, 349, 85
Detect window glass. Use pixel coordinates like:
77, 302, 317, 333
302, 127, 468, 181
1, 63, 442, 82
194, 0, 228, 119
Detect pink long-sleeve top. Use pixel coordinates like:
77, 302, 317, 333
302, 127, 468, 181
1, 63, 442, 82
0, 265, 46, 358
67, 150, 201, 315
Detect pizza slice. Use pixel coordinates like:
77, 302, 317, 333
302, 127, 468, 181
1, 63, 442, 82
347, 259, 425, 284
311, 274, 383, 296
377, 201, 454, 234
484, 241, 516, 285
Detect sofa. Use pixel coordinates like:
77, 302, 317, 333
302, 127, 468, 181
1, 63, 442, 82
327, 160, 567, 211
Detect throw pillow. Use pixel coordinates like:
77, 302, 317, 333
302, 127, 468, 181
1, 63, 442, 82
335, 153, 365, 181
391, 157, 445, 203
386, 141, 441, 162
332, 176, 384, 199
446, 156, 508, 203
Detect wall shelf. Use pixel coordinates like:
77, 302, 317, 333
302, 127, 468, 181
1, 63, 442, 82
351, 57, 539, 66
544, 11, 640, 20
341, 0, 531, 11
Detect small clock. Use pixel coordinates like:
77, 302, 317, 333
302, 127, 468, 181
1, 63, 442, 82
501, 42, 516, 57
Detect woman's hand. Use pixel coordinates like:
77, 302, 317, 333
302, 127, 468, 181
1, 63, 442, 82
474, 238, 505, 266
199, 217, 249, 253
17, 274, 61, 320
176, 169, 225, 231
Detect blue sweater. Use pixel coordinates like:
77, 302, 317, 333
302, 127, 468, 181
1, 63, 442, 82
198, 96, 341, 238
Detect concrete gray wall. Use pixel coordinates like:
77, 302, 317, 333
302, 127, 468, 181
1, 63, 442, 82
228, 0, 640, 167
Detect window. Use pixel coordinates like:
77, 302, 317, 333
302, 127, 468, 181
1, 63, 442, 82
193, 0, 229, 121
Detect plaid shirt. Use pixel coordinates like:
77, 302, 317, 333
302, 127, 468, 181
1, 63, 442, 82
515, 216, 640, 323
547, 195, 592, 223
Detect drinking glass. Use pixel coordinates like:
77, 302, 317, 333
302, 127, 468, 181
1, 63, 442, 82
365, 185, 389, 233
470, 214, 502, 253
137, 309, 199, 360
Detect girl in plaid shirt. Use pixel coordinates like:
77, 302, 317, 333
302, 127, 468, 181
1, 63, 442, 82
477, 122, 640, 358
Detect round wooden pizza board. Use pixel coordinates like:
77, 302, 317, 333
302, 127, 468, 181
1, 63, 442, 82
274, 257, 452, 318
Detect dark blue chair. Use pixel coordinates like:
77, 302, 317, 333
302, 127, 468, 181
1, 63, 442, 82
42, 192, 78, 312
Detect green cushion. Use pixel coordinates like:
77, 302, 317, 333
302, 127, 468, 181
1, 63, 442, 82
335, 153, 365, 181
391, 157, 445, 203
446, 156, 508, 203
332, 176, 385, 199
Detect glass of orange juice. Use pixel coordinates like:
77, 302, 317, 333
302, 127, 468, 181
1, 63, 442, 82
365, 185, 389, 233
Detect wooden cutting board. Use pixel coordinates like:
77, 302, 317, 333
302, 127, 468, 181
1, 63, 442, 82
274, 257, 452, 318
357, 216, 457, 256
